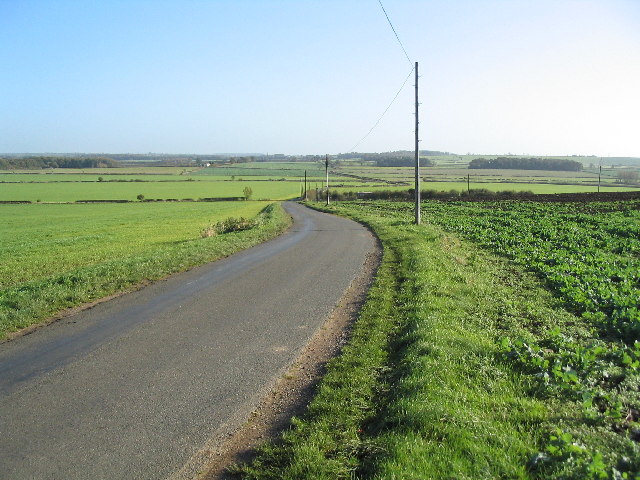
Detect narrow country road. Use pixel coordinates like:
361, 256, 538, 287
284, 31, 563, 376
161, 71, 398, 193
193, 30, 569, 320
0, 202, 375, 480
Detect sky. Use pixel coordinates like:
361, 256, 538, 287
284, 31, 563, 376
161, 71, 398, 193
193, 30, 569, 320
1, 0, 639, 156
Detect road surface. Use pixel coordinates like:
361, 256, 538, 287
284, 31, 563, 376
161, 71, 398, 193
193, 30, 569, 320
0, 202, 375, 480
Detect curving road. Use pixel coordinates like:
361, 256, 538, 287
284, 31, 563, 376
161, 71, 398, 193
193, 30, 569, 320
0, 202, 375, 480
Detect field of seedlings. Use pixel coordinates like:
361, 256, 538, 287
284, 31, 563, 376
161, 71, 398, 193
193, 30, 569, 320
237, 198, 639, 480
421, 200, 640, 478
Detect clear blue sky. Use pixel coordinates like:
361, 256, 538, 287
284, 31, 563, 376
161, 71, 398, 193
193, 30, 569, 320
1, 0, 638, 156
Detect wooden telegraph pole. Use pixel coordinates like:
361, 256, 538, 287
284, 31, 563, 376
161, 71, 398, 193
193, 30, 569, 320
598, 158, 602, 193
414, 61, 420, 224
304, 170, 307, 200
325, 154, 330, 206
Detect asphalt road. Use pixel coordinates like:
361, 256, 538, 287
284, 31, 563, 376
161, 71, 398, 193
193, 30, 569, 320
0, 202, 375, 480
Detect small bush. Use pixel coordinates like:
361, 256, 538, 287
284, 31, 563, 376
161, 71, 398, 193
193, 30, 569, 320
201, 217, 256, 238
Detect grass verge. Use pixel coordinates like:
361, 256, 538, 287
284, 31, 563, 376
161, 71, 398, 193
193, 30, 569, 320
0, 203, 290, 339
230, 201, 588, 479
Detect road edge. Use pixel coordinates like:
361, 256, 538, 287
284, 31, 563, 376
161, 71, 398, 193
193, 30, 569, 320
169, 219, 383, 480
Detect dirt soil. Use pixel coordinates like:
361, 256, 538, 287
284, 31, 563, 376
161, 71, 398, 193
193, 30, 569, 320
189, 240, 382, 480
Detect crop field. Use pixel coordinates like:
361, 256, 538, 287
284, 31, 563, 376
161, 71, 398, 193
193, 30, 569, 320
0, 201, 290, 338
0, 179, 300, 202
0, 173, 197, 182
334, 165, 636, 192
193, 161, 326, 178
419, 200, 640, 475
238, 199, 639, 479
0, 166, 199, 175
331, 182, 638, 195
5, 160, 635, 202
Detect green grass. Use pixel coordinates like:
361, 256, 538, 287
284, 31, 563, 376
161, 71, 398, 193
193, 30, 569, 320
0, 166, 199, 175
415, 200, 640, 478
0, 202, 291, 338
234, 201, 588, 479
0, 180, 300, 202
0, 173, 201, 182
234, 198, 639, 479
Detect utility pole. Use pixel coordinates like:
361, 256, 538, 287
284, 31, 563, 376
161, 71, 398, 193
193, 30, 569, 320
304, 170, 307, 200
598, 158, 602, 193
414, 61, 420, 224
325, 154, 330, 206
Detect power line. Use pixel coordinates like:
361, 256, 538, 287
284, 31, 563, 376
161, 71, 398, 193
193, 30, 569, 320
348, 65, 415, 152
377, 0, 412, 67
346, 1, 414, 152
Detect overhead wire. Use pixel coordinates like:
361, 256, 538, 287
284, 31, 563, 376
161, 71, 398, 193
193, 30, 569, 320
346, 0, 414, 152
348, 65, 414, 152
377, 0, 413, 67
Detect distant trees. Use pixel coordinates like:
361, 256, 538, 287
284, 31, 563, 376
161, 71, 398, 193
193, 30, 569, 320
343, 151, 436, 167
243, 186, 253, 200
0, 156, 118, 169
468, 157, 583, 171
616, 170, 639, 185
374, 157, 435, 167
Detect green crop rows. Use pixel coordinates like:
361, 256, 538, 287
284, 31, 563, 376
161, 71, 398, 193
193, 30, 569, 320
416, 200, 640, 478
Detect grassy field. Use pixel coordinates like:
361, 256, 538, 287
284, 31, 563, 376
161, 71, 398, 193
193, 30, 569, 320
0, 166, 199, 175
235, 199, 639, 480
0, 201, 290, 338
334, 165, 637, 192
4, 161, 636, 201
0, 179, 300, 202
0, 173, 198, 182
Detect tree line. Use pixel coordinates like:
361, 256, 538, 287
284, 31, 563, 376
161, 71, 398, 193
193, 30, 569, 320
0, 156, 119, 169
374, 157, 436, 167
468, 157, 583, 171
